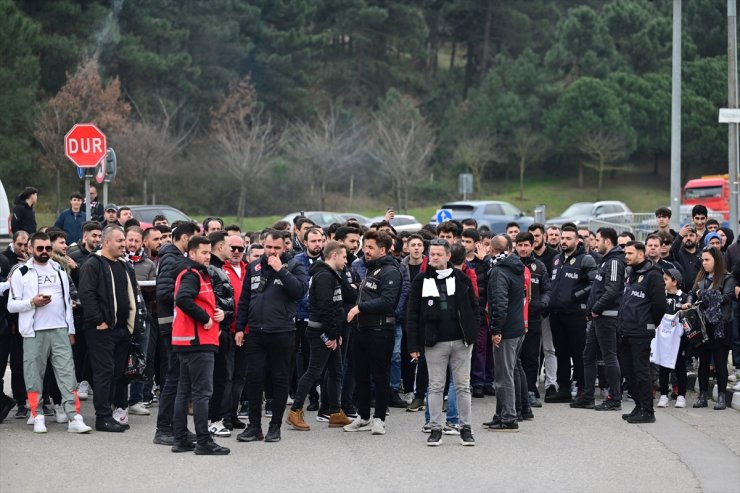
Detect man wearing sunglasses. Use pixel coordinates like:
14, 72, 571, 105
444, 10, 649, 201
224, 235, 249, 428
7, 232, 92, 434
645, 234, 683, 276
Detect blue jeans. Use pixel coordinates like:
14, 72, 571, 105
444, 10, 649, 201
424, 367, 459, 425
390, 323, 402, 391
128, 323, 150, 405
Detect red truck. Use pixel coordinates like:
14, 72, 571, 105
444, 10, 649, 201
683, 174, 729, 219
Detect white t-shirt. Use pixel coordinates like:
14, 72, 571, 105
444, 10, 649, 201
650, 313, 682, 369
33, 262, 68, 331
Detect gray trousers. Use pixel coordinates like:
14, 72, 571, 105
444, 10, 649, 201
425, 340, 473, 430
541, 317, 558, 388
493, 335, 525, 423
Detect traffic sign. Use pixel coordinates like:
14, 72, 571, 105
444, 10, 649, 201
76, 166, 93, 180
436, 209, 453, 223
65, 124, 107, 167
104, 148, 117, 183
95, 157, 106, 184
719, 108, 740, 123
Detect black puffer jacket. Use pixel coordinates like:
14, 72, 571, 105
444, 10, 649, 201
549, 243, 597, 314
11, 195, 36, 234
405, 265, 480, 353
207, 256, 235, 329
156, 243, 189, 331
487, 254, 525, 339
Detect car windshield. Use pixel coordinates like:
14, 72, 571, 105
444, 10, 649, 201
561, 203, 593, 217
685, 186, 722, 199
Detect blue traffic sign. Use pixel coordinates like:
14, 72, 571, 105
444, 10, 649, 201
436, 209, 453, 223
77, 166, 84, 179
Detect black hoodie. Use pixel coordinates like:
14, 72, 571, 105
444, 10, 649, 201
307, 259, 356, 340
11, 195, 36, 234
487, 254, 526, 339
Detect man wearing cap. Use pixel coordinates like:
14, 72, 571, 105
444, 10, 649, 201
103, 205, 119, 228
670, 224, 702, 292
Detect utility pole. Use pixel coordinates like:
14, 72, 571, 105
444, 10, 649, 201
670, 0, 682, 231
728, 0, 739, 229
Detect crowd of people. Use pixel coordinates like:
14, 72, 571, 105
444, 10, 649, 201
1, 187, 739, 454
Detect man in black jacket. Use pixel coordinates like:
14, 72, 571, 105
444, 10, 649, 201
546, 226, 597, 403
670, 225, 702, 291
206, 231, 236, 436
11, 187, 37, 235
78, 227, 140, 432
344, 230, 401, 435
153, 221, 198, 445
485, 235, 526, 432
286, 241, 355, 431
573, 228, 625, 411
619, 241, 666, 424
406, 239, 479, 446
235, 230, 308, 443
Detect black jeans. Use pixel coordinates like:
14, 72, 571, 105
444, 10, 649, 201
209, 330, 234, 421
156, 332, 179, 432
521, 326, 541, 396
659, 336, 689, 396
173, 351, 214, 446
620, 336, 653, 413
86, 326, 130, 418
295, 336, 343, 412
697, 333, 731, 393
71, 323, 92, 384
245, 330, 294, 427
550, 312, 587, 390
143, 317, 159, 400
231, 342, 248, 418
339, 324, 356, 408
0, 333, 26, 403
583, 317, 621, 401
353, 329, 394, 421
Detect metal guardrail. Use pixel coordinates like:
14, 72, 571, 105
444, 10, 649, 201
588, 211, 728, 242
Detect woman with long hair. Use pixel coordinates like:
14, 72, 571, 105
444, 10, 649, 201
685, 246, 736, 410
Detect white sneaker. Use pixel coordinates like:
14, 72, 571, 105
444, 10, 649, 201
675, 396, 686, 408
728, 369, 740, 382
27, 414, 35, 425
371, 417, 386, 435
343, 417, 372, 432
77, 381, 90, 400
128, 402, 151, 416
68, 414, 92, 433
733, 381, 740, 391
657, 395, 669, 408
113, 407, 129, 425
286, 395, 294, 406
33, 415, 47, 433
208, 420, 231, 437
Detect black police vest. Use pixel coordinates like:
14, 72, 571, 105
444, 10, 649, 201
357, 264, 397, 329
619, 271, 657, 337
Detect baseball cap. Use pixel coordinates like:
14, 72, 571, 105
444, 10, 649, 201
104, 204, 118, 212
665, 268, 683, 284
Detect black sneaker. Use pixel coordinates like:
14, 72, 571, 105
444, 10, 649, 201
544, 385, 558, 400
195, 440, 230, 455
472, 387, 485, 398
570, 398, 595, 409
230, 418, 246, 429
264, 424, 281, 442
153, 429, 175, 446
237, 424, 264, 442
171, 440, 195, 453
482, 416, 502, 429
0, 396, 16, 424
427, 429, 443, 446
622, 406, 640, 421
316, 409, 330, 422
223, 419, 234, 431
521, 408, 534, 420
545, 388, 572, 403
15, 405, 29, 419
388, 391, 408, 408
627, 409, 656, 424
459, 426, 475, 446
307, 397, 320, 412
594, 399, 622, 411
95, 417, 126, 433
406, 397, 425, 412
483, 385, 496, 396
264, 399, 273, 417
237, 401, 249, 420
342, 405, 358, 419
487, 421, 519, 432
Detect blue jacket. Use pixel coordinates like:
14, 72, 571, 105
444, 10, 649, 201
54, 209, 85, 245
294, 252, 322, 320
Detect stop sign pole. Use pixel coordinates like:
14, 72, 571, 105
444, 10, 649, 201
65, 124, 107, 221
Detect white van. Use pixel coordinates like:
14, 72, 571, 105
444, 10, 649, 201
0, 179, 10, 237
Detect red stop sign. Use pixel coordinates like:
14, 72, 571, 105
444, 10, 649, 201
65, 124, 107, 168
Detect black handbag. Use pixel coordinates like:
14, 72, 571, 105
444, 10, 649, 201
680, 306, 708, 348
125, 343, 147, 381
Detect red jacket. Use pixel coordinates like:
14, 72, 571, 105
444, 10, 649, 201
172, 267, 218, 351
223, 260, 246, 334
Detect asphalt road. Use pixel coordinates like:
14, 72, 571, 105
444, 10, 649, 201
1, 376, 739, 493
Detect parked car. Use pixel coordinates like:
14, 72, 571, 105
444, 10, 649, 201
429, 200, 534, 233
280, 211, 347, 227
546, 201, 633, 227
368, 214, 423, 232
338, 213, 373, 227
125, 205, 193, 229
0, 179, 9, 238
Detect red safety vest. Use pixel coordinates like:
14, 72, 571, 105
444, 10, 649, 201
523, 267, 531, 332
172, 268, 219, 349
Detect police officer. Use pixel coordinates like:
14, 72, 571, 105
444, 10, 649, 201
344, 230, 401, 435
619, 241, 666, 423
572, 228, 625, 411
546, 225, 597, 403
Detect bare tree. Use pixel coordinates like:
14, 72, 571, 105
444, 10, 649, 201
117, 98, 196, 204
34, 59, 130, 211
510, 130, 549, 200
578, 131, 629, 199
289, 105, 365, 210
368, 100, 436, 213
454, 132, 500, 199
210, 77, 283, 221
